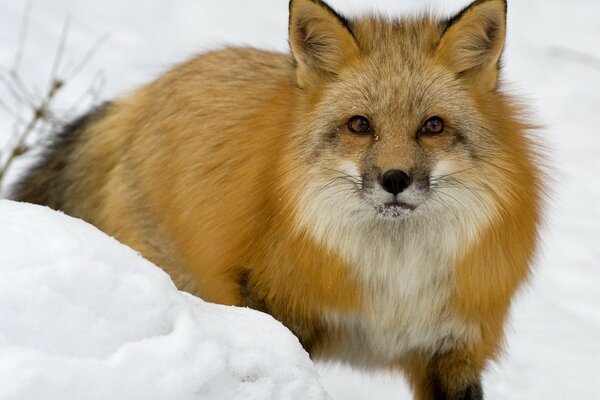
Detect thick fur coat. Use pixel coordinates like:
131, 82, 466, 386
12, 0, 543, 398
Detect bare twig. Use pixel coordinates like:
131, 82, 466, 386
12, 0, 33, 72
0, 3, 108, 186
62, 70, 106, 118
65, 33, 110, 81
47, 17, 70, 91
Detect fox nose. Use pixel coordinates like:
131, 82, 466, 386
381, 169, 411, 195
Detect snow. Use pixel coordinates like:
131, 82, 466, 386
1, 1, 599, 399
0, 200, 329, 400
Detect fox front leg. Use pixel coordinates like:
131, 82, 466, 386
402, 350, 485, 400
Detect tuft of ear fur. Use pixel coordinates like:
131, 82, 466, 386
289, 0, 359, 87
437, 0, 507, 90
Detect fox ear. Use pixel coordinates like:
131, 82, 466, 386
289, 0, 359, 87
437, 0, 507, 90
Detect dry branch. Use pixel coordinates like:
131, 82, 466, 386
0, 3, 108, 186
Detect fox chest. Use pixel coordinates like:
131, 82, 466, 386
320, 233, 479, 365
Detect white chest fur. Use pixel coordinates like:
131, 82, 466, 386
322, 221, 479, 365
295, 165, 492, 365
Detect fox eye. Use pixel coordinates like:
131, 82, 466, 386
348, 116, 371, 134
419, 116, 444, 136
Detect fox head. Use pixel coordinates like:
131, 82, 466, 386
288, 0, 535, 229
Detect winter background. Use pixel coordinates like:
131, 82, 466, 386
0, 0, 599, 399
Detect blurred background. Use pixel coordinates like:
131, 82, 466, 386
1, 1, 598, 398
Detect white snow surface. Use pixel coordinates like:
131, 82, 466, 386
1, 1, 600, 399
0, 200, 329, 400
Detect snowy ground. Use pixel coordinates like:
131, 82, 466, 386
1, 1, 599, 399
0, 200, 329, 400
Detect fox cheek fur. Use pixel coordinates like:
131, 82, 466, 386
11, 0, 543, 399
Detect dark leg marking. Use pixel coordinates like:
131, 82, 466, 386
427, 355, 484, 400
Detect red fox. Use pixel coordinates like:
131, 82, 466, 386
11, 0, 543, 398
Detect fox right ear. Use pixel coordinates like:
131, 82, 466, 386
289, 0, 359, 87
437, 0, 507, 90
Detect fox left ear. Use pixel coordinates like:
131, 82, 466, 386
289, 0, 360, 88
436, 0, 507, 90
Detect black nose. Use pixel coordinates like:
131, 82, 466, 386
381, 169, 411, 195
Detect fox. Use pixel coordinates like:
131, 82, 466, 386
10, 0, 543, 398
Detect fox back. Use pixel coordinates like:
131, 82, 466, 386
12, 1, 543, 399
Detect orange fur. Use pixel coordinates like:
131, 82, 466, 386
12, 0, 543, 398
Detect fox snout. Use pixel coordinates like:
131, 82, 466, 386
358, 166, 430, 219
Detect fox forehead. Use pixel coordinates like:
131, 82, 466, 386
352, 15, 444, 59
315, 17, 473, 133
314, 64, 474, 157
332, 61, 465, 130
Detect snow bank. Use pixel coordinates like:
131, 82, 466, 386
0, 200, 330, 400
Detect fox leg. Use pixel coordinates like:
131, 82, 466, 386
402, 350, 485, 400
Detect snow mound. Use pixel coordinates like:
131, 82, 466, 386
0, 200, 330, 400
